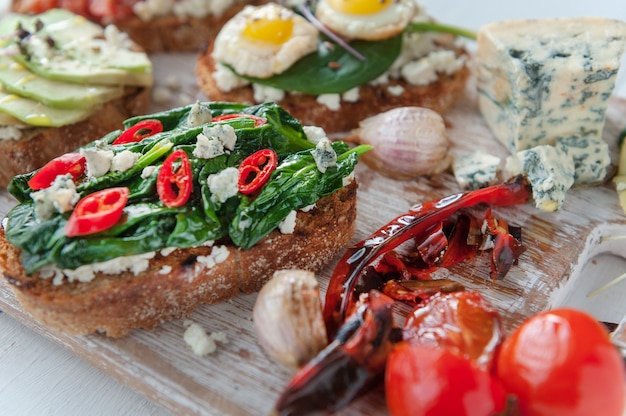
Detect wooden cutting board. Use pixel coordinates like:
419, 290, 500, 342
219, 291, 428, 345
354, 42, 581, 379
1, 61, 625, 415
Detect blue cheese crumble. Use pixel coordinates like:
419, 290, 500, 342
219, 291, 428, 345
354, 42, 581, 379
311, 137, 337, 173
453, 152, 502, 190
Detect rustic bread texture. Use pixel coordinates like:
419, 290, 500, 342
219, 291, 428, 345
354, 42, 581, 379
0, 181, 357, 337
196, 42, 471, 134
0, 86, 151, 188
11, 1, 264, 53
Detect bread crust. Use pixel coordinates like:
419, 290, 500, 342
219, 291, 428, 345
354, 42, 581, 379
0, 181, 357, 337
196, 42, 470, 134
0, 86, 150, 188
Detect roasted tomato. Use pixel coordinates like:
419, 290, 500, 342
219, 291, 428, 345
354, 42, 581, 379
403, 291, 504, 370
496, 308, 626, 416
386, 342, 507, 416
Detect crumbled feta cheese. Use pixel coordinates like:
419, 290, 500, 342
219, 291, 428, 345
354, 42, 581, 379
187, 101, 212, 127
159, 265, 172, 275
316, 93, 341, 111
387, 85, 405, 96
30, 174, 80, 221
303, 126, 327, 145
196, 245, 230, 269
141, 165, 159, 179
253, 84, 286, 103
342, 87, 359, 103
82, 147, 114, 178
111, 150, 139, 172
311, 137, 337, 173
183, 321, 228, 356
279, 210, 297, 234
208, 167, 239, 203
61, 252, 156, 283
0, 125, 23, 141
213, 64, 250, 92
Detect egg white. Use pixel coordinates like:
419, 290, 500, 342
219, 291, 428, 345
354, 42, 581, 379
212, 4, 319, 79
315, 0, 417, 41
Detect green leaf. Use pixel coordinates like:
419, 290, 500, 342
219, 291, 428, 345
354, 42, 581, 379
227, 35, 403, 95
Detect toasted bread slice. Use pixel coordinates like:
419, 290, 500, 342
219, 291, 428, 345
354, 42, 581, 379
196, 42, 470, 134
0, 181, 357, 337
0, 86, 150, 188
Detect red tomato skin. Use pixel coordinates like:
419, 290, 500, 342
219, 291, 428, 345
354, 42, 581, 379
496, 308, 626, 416
386, 343, 507, 416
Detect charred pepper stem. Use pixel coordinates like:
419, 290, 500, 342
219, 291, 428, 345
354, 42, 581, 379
323, 175, 531, 339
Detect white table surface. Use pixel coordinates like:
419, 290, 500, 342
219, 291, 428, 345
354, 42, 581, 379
1, 1, 626, 415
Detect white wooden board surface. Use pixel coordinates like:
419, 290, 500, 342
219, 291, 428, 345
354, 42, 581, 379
0, 51, 625, 415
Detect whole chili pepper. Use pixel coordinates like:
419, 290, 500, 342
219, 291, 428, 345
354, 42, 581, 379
323, 175, 531, 339
238, 149, 278, 195
113, 119, 163, 145
157, 149, 192, 208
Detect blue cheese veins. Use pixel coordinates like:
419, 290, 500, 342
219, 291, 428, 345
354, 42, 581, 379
556, 135, 611, 185
507, 145, 575, 212
477, 17, 626, 153
453, 152, 501, 190
312, 137, 337, 173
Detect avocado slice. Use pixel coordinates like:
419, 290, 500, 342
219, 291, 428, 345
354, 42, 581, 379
0, 57, 125, 109
0, 90, 97, 127
0, 9, 153, 87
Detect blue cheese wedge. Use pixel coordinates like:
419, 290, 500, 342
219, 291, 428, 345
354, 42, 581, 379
477, 17, 626, 153
453, 152, 501, 190
506, 145, 575, 212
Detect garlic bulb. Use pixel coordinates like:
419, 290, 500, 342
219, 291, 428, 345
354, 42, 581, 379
351, 106, 451, 180
253, 269, 328, 370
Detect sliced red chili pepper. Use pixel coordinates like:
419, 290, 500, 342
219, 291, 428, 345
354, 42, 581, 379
212, 113, 267, 127
65, 187, 130, 237
238, 149, 278, 195
28, 152, 86, 190
157, 149, 192, 208
113, 119, 163, 145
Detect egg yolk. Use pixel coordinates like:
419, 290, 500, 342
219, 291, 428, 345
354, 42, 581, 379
327, 0, 391, 15
242, 17, 294, 44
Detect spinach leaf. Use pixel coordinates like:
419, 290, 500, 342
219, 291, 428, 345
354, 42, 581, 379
226, 35, 403, 95
230, 144, 370, 249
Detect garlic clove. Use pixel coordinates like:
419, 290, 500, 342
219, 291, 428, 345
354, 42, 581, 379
252, 269, 328, 370
352, 106, 451, 180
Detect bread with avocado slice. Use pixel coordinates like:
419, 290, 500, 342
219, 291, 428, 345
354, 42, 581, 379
0, 101, 364, 337
0, 9, 153, 187
11, 0, 268, 53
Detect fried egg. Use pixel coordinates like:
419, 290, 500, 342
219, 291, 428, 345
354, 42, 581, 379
212, 4, 319, 79
315, 0, 417, 41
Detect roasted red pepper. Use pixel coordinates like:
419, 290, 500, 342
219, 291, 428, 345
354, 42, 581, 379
212, 113, 267, 127
157, 149, 192, 208
238, 149, 278, 195
323, 175, 531, 339
65, 187, 129, 237
113, 119, 163, 145
28, 152, 86, 190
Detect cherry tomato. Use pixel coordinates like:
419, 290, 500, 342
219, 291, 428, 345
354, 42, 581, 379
28, 153, 86, 190
212, 113, 267, 127
65, 187, 129, 237
496, 308, 626, 416
386, 342, 507, 416
112, 119, 163, 145
157, 149, 192, 208
403, 291, 504, 370
238, 149, 278, 195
